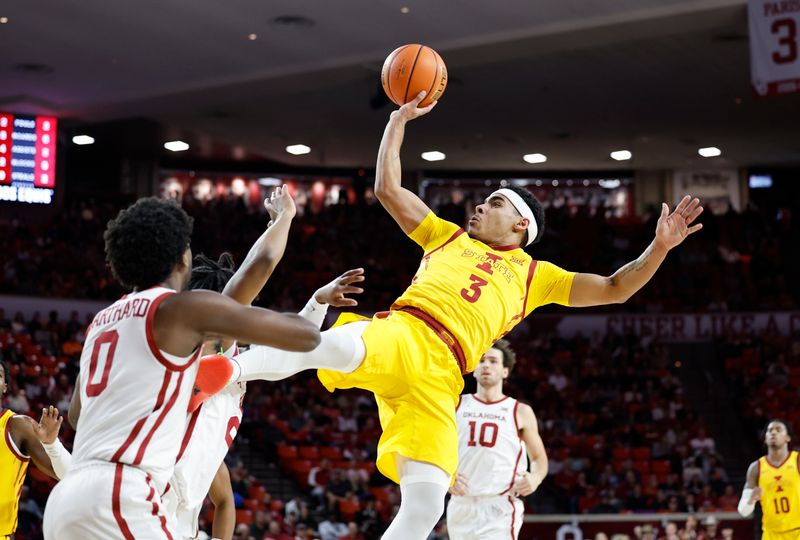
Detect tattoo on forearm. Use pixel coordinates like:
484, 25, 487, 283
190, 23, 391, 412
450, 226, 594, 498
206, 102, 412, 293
610, 244, 656, 287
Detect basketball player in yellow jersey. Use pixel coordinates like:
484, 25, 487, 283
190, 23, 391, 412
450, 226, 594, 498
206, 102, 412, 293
221, 91, 703, 539
739, 420, 800, 539
0, 360, 70, 539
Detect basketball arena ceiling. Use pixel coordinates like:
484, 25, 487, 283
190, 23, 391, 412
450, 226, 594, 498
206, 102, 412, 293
2, 0, 798, 170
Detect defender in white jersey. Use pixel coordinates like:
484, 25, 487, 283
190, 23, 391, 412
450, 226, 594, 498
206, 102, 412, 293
447, 340, 548, 540
165, 187, 366, 540
43, 195, 321, 540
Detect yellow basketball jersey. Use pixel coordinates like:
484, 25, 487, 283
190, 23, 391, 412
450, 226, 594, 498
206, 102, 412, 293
394, 212, 574, 373
759, 451, 800, 533
0, 409, 29, 536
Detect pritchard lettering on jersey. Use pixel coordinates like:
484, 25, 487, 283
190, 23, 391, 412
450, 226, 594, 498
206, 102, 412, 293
89, 298, 151, 331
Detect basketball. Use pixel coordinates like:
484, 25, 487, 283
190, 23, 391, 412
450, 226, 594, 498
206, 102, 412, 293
381, 44, 448, 107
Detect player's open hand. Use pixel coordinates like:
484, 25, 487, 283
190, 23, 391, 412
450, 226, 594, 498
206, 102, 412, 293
314, 268, 365, 307
749, 487, 763, 504
511, 471, 541, 497
392, 91, 437, 123
449, 472, 469, 496
264, 185, 296, 221
34, 405, 63, 444
655, 195, 703, 250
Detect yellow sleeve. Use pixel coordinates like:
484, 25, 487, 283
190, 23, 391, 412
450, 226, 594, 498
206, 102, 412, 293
525, 260, 576, 315
408, 211, 462, 252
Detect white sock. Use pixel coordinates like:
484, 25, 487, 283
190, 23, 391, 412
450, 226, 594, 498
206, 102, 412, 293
230, 321, 367, 383
381, 460, 450, 540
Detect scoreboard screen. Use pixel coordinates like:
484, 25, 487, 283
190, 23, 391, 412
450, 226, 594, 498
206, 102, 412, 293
0, 113, 57, 204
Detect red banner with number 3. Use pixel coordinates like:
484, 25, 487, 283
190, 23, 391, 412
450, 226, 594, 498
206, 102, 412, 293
749, 0, 800, 96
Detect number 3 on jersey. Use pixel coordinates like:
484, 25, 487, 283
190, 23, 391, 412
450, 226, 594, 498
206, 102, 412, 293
460, 252, 501, 303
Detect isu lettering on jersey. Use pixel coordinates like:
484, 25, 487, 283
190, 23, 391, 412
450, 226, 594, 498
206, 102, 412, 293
758, 450, 800, 533
455, 394, 527, 496
399, 212, 574, 373
71, 287, 200, 492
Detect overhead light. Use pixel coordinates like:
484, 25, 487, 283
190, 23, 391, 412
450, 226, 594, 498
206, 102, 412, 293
72, 135, 95, 146
421, 151, 446, 162
248, 33, 258, 41
258, 177, 282, 186
400, 6, 410, 13
610, 150, 632, 161
599, 179, 621, 189
286, 144, 311, 155
164, 140, 190, 152
523, 153, 547, 164
698, 146, 721, 157
0, 17, 8, 24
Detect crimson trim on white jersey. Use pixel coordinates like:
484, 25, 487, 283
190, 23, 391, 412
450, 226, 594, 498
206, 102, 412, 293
133, 371, 187, 465
145, 292, 196, 372
473, 395, 510, 405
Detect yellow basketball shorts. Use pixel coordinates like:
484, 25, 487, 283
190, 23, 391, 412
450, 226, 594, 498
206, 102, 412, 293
318, 310, 465, 484
763, 529, 800, 540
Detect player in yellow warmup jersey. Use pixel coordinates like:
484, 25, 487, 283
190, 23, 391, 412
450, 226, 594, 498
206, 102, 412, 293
1, 360, 70, 539
739, 420, 800, 539
219, 91, 704, 539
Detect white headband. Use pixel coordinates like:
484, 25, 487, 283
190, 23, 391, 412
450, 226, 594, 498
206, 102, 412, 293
489, 188, 539, 246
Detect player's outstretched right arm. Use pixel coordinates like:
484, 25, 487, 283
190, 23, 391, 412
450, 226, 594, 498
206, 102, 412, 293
738, 460, 762, 517
154, 290, 321, 358
375, 91, 437, 235
222, 185, 296, 306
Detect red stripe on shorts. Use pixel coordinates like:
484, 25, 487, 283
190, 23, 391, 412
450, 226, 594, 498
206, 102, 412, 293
112, 464, 136, 540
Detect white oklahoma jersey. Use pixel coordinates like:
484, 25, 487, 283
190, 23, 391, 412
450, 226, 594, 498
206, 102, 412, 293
43, 287, 200, 540
163, 343, 246, 540
447, 394, 528, 540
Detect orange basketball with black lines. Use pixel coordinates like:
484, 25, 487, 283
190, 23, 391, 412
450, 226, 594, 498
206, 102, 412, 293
381, 44, 448, 107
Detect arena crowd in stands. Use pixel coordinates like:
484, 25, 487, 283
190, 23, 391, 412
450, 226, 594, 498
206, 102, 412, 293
1, 185, 797, 314
2, 305, 782, 539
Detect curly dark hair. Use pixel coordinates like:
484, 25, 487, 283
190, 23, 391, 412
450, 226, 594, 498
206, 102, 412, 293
190, 252, 236, 293
506, 185, 545, 246
491, 339, 517, 372
104, 197, 194, 290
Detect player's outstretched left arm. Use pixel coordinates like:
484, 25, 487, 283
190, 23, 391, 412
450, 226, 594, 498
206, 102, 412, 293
222, 185, 295, 306
375, 91, 437, 235
8, 411, 62, 480
569, 196, 703, 307
513, 404, 548, 497
33, 406, 72, 479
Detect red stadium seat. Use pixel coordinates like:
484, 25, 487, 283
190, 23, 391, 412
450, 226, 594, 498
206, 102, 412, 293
320, 447, 343, 460
651, 460, 671, 474
612, 447, 631, 460
632, 460, 651, 475
339, 498, 361, 520
247, 484, 267, 500
235, 509, 253, 525
277, 444, 298, 460
298, 446, 320, 460
632, 447, 651, 461
333, 459, 352, 470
